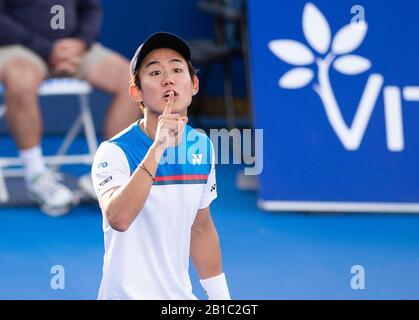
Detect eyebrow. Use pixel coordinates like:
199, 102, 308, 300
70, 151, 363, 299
144, 58, 185, 69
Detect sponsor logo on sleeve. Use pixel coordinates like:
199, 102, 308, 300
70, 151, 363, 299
97, 161, 108, 169
99, 175, 113, 187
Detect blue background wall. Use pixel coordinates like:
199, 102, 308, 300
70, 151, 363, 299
100, 0, 213, 59
247, 0, 419, 209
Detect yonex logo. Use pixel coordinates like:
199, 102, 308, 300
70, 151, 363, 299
191, 154, 203, 165
210, 184, 216, 192
99, 175, 113, 187
269, 2, 419, 152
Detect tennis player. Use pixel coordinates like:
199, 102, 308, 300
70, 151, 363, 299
92, 32, 231, 300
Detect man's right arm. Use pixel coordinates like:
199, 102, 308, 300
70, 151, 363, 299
98, 144, 163, 232
97, 92, 187, 232
0, 0, 53, 60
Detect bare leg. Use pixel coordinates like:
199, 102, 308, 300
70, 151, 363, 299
1, 58, 46, 149
83, 53, 140, 138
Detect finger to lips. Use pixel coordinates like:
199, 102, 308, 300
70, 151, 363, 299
163, 91, 174, 115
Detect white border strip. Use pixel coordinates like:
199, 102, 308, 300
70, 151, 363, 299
258, 200, 419, 213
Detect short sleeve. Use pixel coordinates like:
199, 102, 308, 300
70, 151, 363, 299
91, 142, 130, 199
199, 141, 217, 209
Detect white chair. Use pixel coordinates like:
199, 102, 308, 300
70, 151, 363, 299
0, 78, 98, 203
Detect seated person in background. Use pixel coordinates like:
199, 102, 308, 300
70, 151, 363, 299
0, 0, 140, 216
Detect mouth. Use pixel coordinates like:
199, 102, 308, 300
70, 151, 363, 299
163, 90, 178, 100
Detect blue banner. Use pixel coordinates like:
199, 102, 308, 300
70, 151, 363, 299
247, 0, 419, 212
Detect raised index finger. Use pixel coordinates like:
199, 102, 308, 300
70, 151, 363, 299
163, 91, 174, 115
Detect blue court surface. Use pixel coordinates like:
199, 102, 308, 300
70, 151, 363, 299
1, 136, 419, 300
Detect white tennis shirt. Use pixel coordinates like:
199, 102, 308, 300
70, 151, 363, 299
92, 122, 217, 299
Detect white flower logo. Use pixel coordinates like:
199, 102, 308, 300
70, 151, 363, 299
268, 2, 378, 151
269, 2, 370, 89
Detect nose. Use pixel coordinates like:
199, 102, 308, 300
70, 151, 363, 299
162, 72, 175, 86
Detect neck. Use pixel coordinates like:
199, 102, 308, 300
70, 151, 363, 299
142, 109, 159, 140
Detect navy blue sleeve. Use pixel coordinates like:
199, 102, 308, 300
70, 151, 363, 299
73, 0, 102, 47
0, 0, 53, 60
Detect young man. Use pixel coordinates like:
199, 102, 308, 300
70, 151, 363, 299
92, 32, 231, 300
0, 0, 140, 216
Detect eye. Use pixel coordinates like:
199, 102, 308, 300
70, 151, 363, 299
150, 70, 161, 76
174, 68, 183, 73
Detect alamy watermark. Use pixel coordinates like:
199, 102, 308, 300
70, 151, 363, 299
50, 5, 65, 30
50, 264, 65, 290
157, 128, 263, 176
351, 5, 365, 26
350, 264, 365, 290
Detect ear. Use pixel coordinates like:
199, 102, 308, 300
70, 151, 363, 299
192, 75, 199, 96
129, 84, 142, 102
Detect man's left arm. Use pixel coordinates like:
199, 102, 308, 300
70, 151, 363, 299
191, 206, 231, 300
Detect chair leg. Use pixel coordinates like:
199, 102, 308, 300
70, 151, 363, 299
0, 162, 10, 203
223, 62, 236, 130
79, 94, 98, 162
50, 114, 84, 173
51, 94, 98, 171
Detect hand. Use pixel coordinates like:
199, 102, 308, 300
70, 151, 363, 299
51, 55, 82, 76
153, 91, 188, 151
49, 38, 87, 66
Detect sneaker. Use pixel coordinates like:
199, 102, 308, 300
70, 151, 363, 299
78, 173, 97, 199
27, 170, 76, 217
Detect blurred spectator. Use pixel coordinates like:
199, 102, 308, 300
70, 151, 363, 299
0, 0, 140, 216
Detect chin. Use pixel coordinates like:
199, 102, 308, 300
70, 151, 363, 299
172, 107, 188, 115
